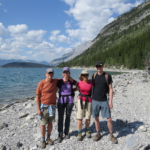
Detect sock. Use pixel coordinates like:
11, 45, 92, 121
110, 133, 113, 136
47, 134, 50, 139
41, 137, 45, 142
97, 131, 100, 135
78, 130, 82, 133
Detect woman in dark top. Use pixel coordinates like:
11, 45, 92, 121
57, 67, 77, 143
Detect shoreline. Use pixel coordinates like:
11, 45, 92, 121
71, 66, 143, 73
0, 71, 150, 149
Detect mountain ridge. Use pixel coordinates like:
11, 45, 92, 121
58, 0, 150, 69
0, 59, 49, 66
49, 40, 92, 66
1, 62, 51, 68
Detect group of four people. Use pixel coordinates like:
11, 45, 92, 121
36, 61, 118, 149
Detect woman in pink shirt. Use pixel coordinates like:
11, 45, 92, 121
76, 70, 93, 141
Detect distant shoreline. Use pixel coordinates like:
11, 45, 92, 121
70, 66, 142, 73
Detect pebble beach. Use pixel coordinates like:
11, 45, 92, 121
0, 70, 150, 150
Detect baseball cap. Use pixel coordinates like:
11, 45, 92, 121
81, 70, 89, 74
46, 68, 54, 73
63, 67, 70, 72
95, 61, 104, 67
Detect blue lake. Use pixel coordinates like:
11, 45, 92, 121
0, 68, 122, 104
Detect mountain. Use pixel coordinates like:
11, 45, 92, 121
0, 59, 49, 66
49, 40, 92, 66
1, 62, 51, 68
58, 0, 150, 69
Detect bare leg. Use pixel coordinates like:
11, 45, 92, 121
47, 122, 53, 134
95, 117, 100, 132
78, 119, 82, 130
107, 118, 113, 134
85, 119, 90, 128
41, 125, 46, 137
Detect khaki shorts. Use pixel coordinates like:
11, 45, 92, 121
40, 107, 55, 125
77, 100, 92, 119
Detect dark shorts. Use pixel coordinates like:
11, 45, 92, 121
92, 99, 111, 118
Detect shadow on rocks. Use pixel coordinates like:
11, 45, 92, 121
88, 119, 144, 139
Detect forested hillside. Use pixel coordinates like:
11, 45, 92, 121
58, 0, 150, 69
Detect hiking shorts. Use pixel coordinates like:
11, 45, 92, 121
77, 99, 92, 119
40, 107, 55, 125
92, 99, 111, 119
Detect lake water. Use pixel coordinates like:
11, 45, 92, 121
0, 68, 122, 104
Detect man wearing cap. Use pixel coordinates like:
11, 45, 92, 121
92, 61, 118, 144
36, 68, 59, 148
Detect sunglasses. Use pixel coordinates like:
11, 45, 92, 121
47, 72, 53, 75
96, 65, 102, 68
63, 71, 70, 74
82, 74, 88, 76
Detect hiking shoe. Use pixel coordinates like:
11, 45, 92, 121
65, 134, 70, 139
77, 133, 82, 141
46, 138, 54, 145
109, 134, 118, 144
93, 133, 101, 141
85, 130, 91, 138
41, 141, 46, 149
58, 136, 63, 143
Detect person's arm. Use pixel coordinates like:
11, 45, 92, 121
109, 84, 113, 109
56, 87, 59, 91
36, 94, 42, 116
69, 76, 74, 83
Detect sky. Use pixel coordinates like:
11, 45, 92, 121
0, 0, 144, 62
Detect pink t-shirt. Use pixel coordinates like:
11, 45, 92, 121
77, 80, 93, 102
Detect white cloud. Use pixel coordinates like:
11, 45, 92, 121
0, 3, 1, 5
0, 23, 55, 55
71, 41, 81, 47
62, 0, 77, 7
28, 41, 54, 51
64, 47, 72, 52
26, 51, 32, 54
108, 17, 115, 23
49, 31, 71, 44
134, 0, 144, 7
63, 0, 144, 42
4, 9, 7, 12
0, 53, 27, 60
57, 35, 71, 43
0, 23, 9, 36
51, 30, 61, 36
0, 23, 68, 61
8, 24, 28, 34
65, 21, 71, 28
49, 30, 61, 42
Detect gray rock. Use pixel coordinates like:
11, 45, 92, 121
0, 145, 6, 150
25, 103, 34, 109
19, 113, 29, 118
25, 115, 34, 120
2, 104, 12, 109
138, 125, 147, 132
1, 110, 8, 114
124, 135, 142, 150
16, 142, 22, 148
10, 147, 20, 150
0, 122, 8, 130
124, 135, 150, 150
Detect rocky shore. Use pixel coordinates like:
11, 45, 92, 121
0, 70, 150, 150
71, 66, 140, 73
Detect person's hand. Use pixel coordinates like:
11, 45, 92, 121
109, 102, 113, 109
38, 109, 42, 116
